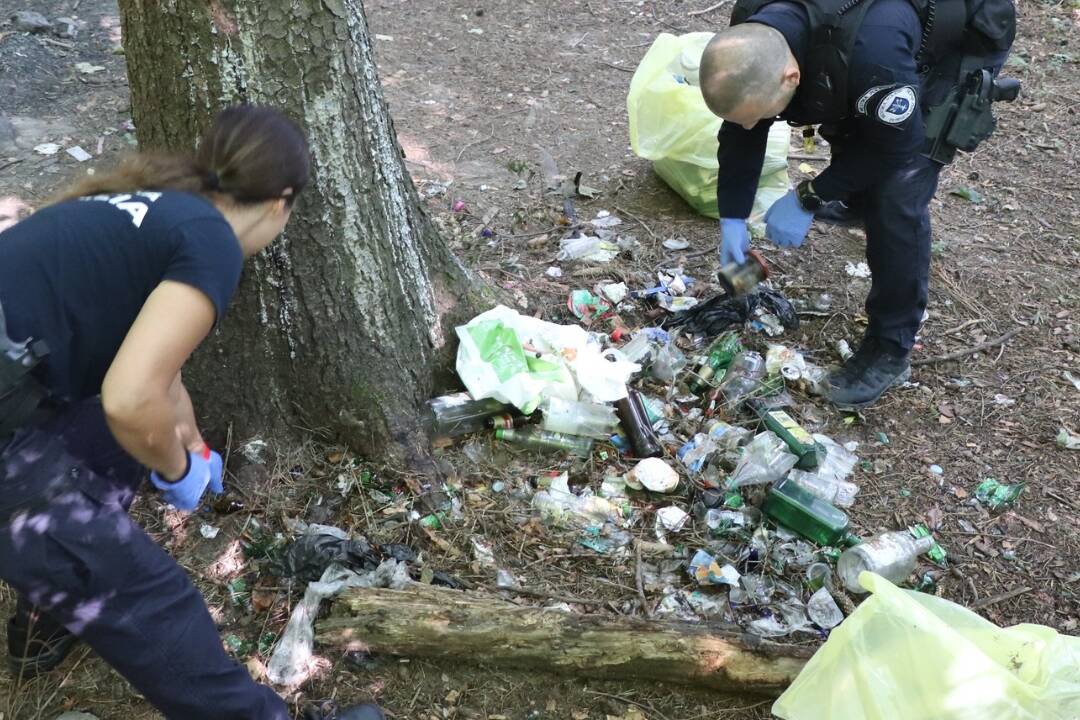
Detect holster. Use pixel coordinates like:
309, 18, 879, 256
0, 298, 50, 439
923, 57, 1020, 165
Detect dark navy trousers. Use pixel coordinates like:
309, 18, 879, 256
0, 399, 289, 719
852, 152, 941, 353
827, 51, 1011, 353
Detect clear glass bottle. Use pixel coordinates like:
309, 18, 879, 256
427, 392, 517, 442
837, 531, 935, 594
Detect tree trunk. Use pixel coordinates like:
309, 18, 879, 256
318, 585, 811, 695
117, 0, 488, 464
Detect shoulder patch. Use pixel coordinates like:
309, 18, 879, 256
876, 86, 918, 125
856, 84, 894, 115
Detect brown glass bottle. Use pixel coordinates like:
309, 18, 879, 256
615, 389, 663, 458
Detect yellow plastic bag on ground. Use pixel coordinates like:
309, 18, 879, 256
773, 572, 1080, 720
627, 32, 790, 231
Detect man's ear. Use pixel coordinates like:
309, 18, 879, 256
782, 64, 801, 91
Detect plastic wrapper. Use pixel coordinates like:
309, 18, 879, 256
773, 573, 1080, 720
726, 431, 799, 488
626, 32, 790, 229
266, 560, 410, 686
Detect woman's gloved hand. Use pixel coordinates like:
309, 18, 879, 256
150, 445, 223, 511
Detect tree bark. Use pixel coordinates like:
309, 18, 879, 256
117, 0, 488, 464
317, 585, 811, 695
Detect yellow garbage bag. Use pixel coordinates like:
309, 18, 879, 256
773, 572, 1080, 720
627, 32, 791, 232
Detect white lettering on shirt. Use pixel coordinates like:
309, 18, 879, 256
81, 191, 163, 228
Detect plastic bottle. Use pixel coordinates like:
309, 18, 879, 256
427, 392, 518, 441
689, 331, 742, 394
716, 351, 766, 407
806, 587, 844, 629
749, 402, 822, 470
495, 426, 593, 457
619, 333, 653, 365
788, 468, 859, 508
615, 389, 663, 458
837, 531, 935, 594
557, 235, 619, 262
726, 432, 798, 488
761, 476, 861, 547
538, 397, 619, 439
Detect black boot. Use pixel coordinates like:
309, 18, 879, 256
814, 200, 863, 227
826, 337, 911, 409
304, 699, 386, 720
7, 600, 79, 680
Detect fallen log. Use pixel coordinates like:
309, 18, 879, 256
317, 585, 810, 695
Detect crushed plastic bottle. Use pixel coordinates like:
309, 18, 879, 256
726, 431, 799, 488
811, 434, 859, 485
557, 234, 619, 262
532, 474, 623, 528
836, 531, 935, 594
806, 587, 844, 629
703, 508, 756, 534
788, 468, 859, 508
716, 350, 767, 407
539, 397, 619, 439
619, 333, 653, 365
650, 340, 687, 383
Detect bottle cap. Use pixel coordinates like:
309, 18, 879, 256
494, 428, 508, 440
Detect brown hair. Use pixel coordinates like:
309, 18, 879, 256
56, 105, 310, 205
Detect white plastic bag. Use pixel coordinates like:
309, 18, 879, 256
455, 305, 640, 414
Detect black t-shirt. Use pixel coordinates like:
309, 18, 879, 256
0, 190, 243, 400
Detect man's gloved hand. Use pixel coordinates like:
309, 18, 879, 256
764, 190, 814, 248
150, 446, 224, 512
719, 217, 750, 266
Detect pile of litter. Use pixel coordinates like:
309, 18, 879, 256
418, 273, 950, 640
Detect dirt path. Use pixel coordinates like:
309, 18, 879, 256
1, 0, 1077, 718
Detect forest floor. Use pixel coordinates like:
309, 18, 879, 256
1, 0, 1078, 718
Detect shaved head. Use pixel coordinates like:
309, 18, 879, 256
700, 24, 797, 121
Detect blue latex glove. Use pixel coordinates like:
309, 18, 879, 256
150, 446, 224, 512
719, 218, 750, 266
764, 190, 814, 248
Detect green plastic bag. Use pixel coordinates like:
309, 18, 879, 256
627, 32, 791, 231
773, 572, 1080, 720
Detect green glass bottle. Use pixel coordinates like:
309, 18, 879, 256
689, 332, 742, 394
750, 403, 822, 470
495, 426, 593, 457
762, 476, 861, 547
